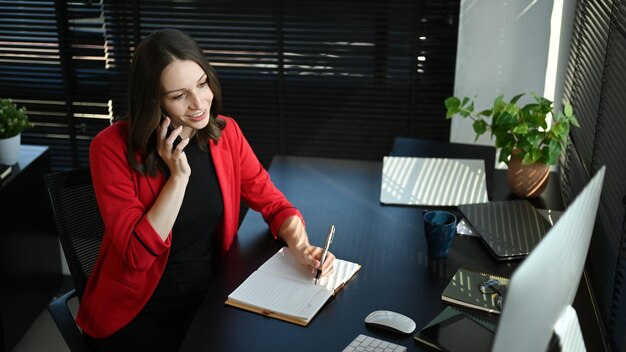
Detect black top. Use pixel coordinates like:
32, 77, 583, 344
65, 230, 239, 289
160, 138, 223, 285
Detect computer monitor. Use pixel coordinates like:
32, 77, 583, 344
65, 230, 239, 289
492, 166, 606, 352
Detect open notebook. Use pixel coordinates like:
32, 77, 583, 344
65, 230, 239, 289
380, 156, 489, 206
226, 247, 361, 326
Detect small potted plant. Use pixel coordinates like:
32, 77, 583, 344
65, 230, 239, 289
444, 93, 579, 198
0, 98, 32, 165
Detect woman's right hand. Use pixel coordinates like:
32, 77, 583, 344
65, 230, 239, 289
147, 116, 191, 241
158, 116, 191, 178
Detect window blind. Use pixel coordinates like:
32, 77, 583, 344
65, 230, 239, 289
1, 0, 459, 169
563, 0, 608, 172
594, 1, 626, 349
0, 0, 109, 170
102, 0, 459, 166
561, 0, 626, 350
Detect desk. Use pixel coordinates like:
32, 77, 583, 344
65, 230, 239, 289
181, 156, 534, 351
0, 145, 62, 351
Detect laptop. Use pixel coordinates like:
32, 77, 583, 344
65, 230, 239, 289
458, 199, 552, 261
380, 156, 489, 207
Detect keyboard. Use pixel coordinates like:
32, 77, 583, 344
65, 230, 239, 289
342, 334, 408, 352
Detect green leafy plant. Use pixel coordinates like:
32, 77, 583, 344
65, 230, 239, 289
0, 98, 32, 139
444, 93, 580, 166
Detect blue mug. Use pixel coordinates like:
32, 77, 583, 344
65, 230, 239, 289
423, 211, 457, 258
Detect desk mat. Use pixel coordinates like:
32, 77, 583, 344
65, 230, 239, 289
380, 156, 489, 206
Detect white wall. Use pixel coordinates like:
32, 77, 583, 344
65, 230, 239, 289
449, 0, 576, 167
546, 0, 577, 114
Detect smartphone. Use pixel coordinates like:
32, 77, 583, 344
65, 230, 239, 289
161, 114, 182, 149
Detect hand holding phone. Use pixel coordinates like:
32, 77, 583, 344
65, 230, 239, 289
158, 114, 191, 177
161, 114, 183, 149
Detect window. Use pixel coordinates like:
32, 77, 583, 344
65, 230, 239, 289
1, 0, 460, 169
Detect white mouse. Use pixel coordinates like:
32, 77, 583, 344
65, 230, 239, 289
364, 310, 416, 334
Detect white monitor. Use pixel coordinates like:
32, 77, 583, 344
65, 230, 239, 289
492, 166, 606, 352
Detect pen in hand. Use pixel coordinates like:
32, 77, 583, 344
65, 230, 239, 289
315, 224, 335, 285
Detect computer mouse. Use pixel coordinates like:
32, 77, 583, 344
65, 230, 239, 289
364, 310, 416, 334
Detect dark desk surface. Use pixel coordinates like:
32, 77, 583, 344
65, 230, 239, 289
181, 156, 525, 352
0, 144, 49, 190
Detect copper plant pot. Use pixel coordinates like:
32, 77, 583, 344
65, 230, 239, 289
507, 153, 550, 198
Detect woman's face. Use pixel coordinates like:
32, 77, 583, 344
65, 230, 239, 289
160, 59, 213, 139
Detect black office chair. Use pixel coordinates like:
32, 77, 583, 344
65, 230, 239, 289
45, 167, 103, 352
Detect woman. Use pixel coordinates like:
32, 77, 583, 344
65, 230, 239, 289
78, 28, 334, 351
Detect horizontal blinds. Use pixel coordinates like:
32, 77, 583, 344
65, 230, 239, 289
103, 0, 459, 165
0, 0, 66, 168
281, 2, 416, 160
0, 0, 110, 170
279, 1, 457, 160
102, 1, 136, 120
561, 0, 626, 350
596, 0, 626, 348
563, 0, 610, 172
2, 0, 459, 168
58, 1, 111, 168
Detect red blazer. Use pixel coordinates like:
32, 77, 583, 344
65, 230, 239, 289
77, 116, 302, 338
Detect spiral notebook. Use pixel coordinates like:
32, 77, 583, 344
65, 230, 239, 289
441, 268, 510, 314
380, 156, 489, 207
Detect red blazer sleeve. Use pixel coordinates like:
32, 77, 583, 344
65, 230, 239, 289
235, 121, 303, 234
214, 117, 303, 247
89, 123, 170, 272
79, 122, 171, 338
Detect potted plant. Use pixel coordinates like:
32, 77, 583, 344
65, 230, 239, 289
444, 93, 580, 198
0, 98, 32, 165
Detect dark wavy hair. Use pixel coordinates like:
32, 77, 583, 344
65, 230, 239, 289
124, 28, 226, 176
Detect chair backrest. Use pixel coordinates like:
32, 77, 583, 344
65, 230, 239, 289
45, 167, 103, 298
